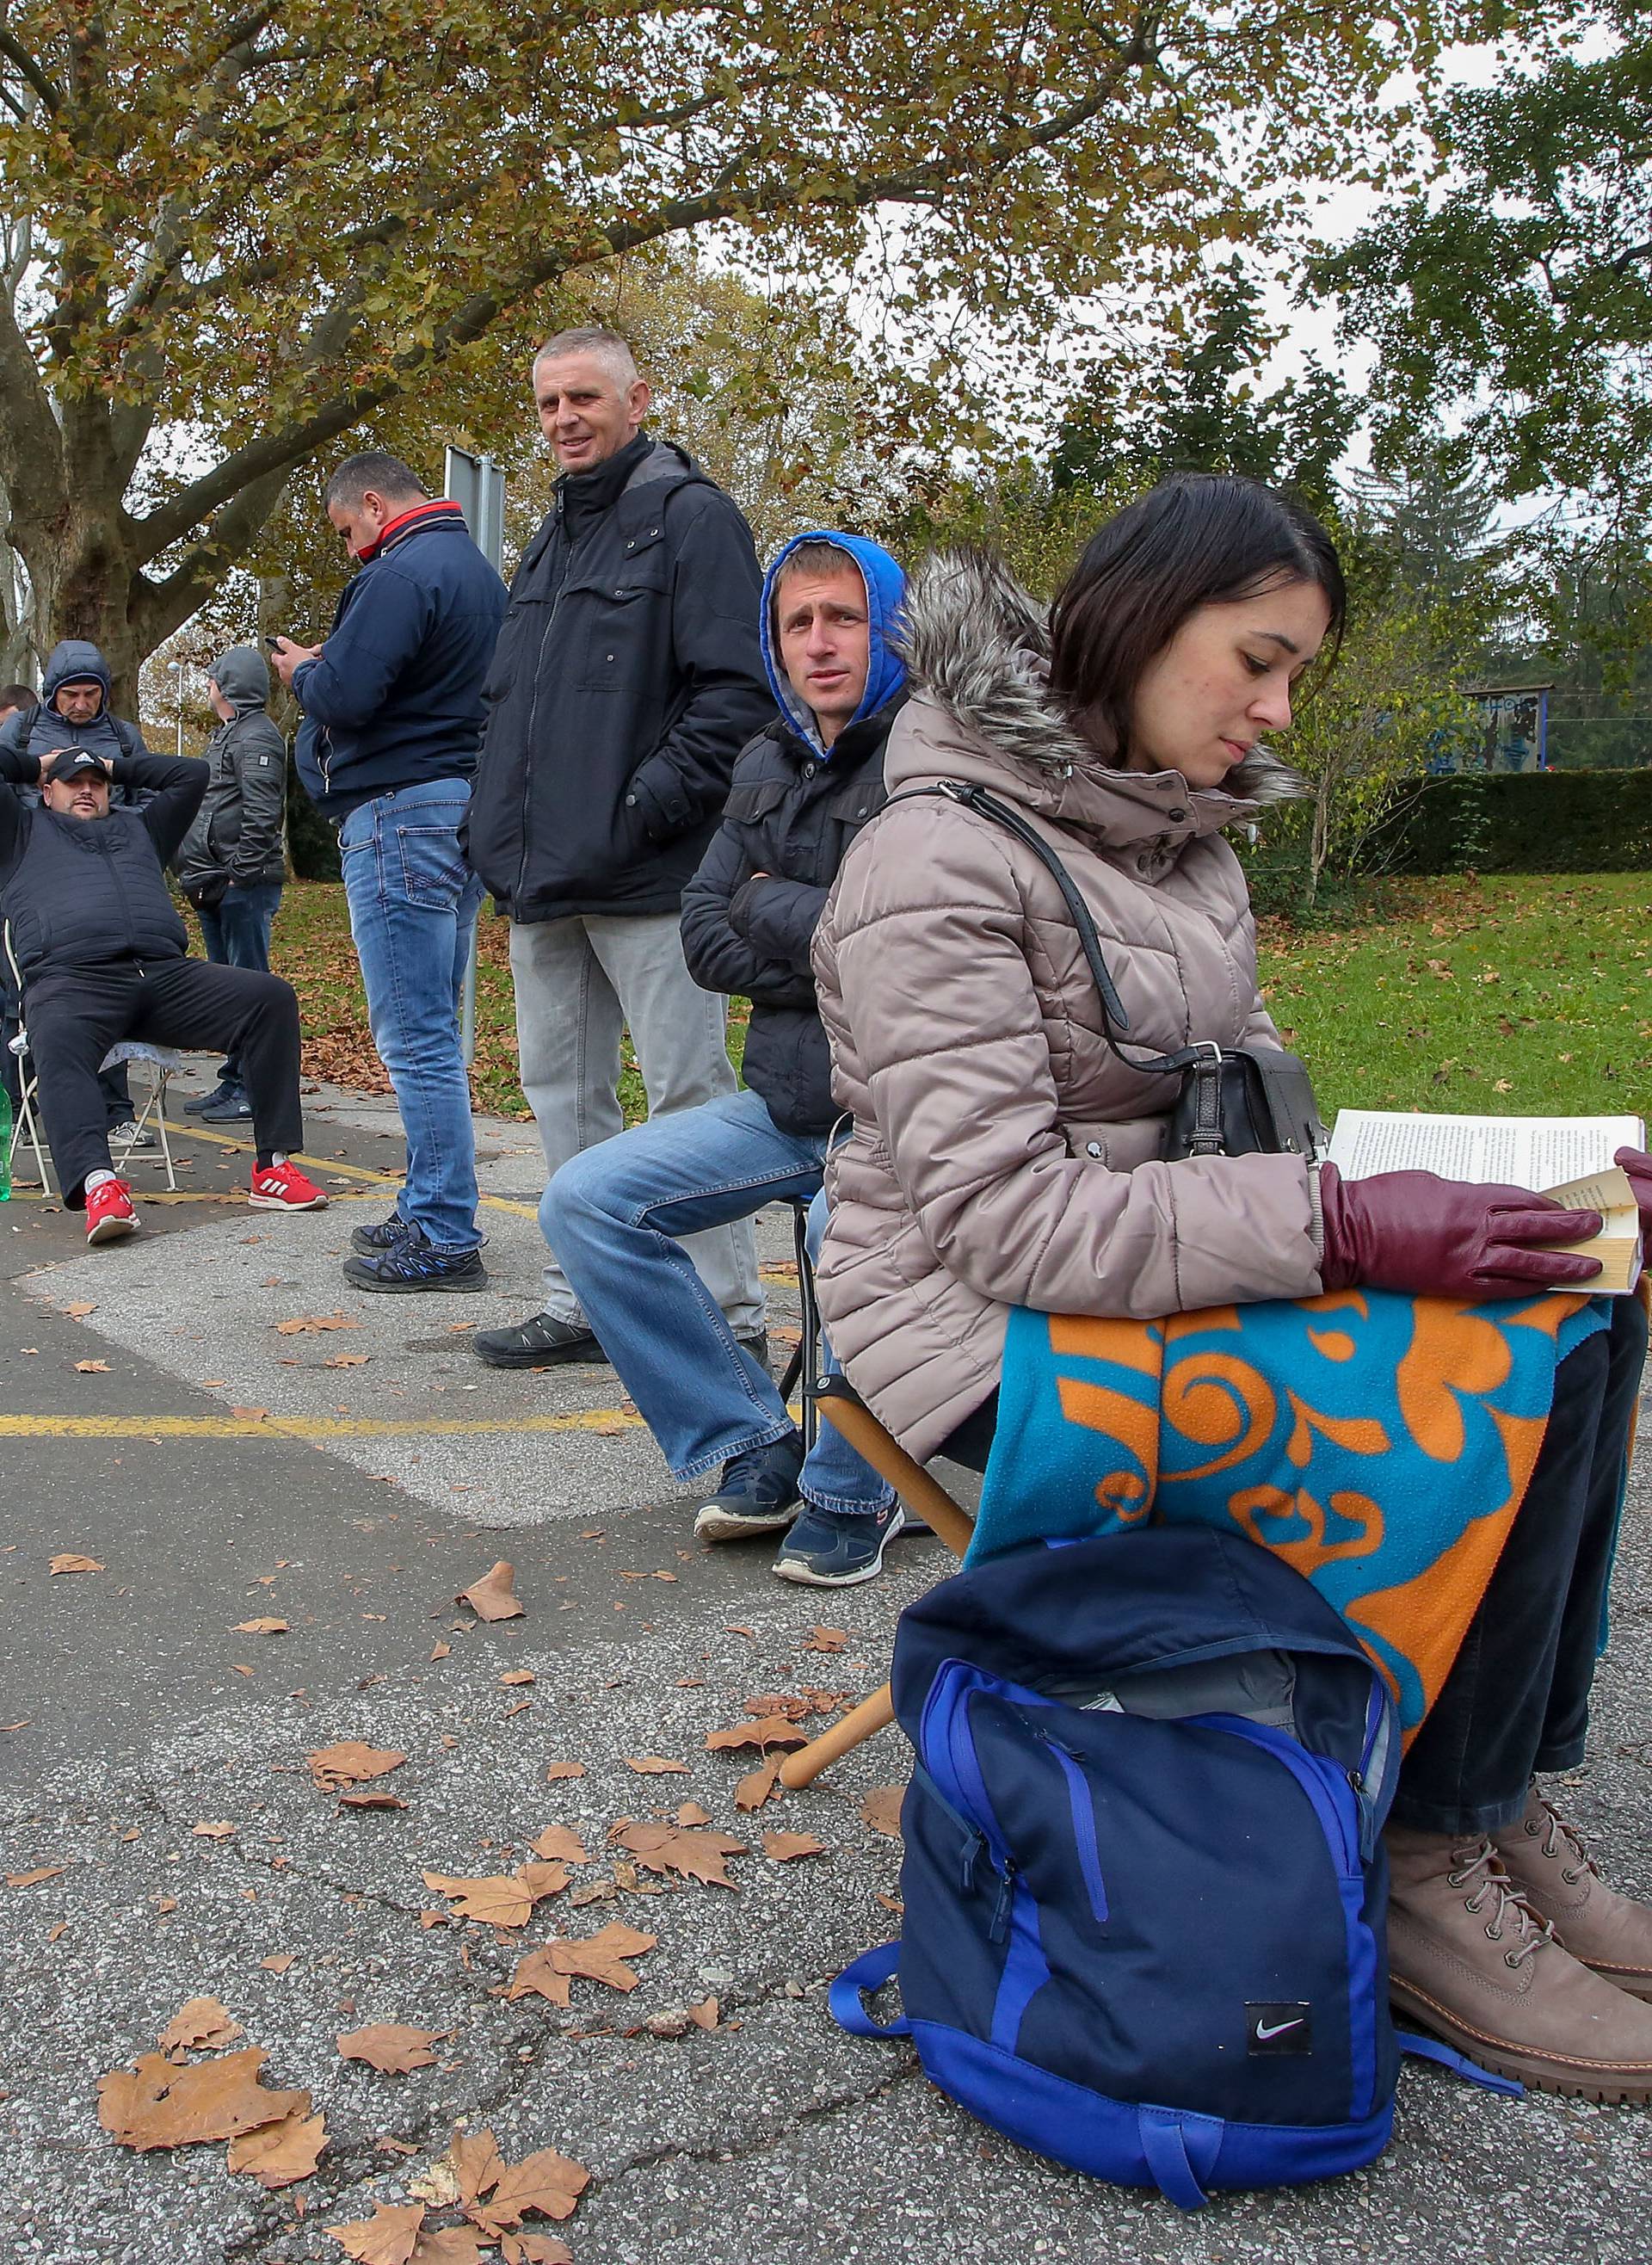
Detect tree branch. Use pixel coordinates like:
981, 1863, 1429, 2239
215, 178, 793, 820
133, 461, 293, 646
0, 23, 59, 113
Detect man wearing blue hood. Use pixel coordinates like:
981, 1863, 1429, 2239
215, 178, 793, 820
540, 533, 912, 1585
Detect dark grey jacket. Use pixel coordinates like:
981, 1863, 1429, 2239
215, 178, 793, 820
464, 435, 771, 922
175, 646, 287, 900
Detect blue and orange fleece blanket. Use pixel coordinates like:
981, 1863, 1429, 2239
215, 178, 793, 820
971, 1290, 1612, 1740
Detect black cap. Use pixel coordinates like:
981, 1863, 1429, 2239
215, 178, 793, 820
50, 749, 111, 781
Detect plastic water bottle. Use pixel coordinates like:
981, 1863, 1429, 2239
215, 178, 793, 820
0, 1084, 9, 1201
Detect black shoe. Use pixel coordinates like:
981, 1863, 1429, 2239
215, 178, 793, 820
735, 1329, 770, 1372
200, 1089, 254, 1121
342, 1241, 489, 1293
472, 1311, 608, 1367
350, 1213, 412, 1256
773, 1500, 907, 1586
184, 1082, 234, 1115
693, 1430, 806, 1542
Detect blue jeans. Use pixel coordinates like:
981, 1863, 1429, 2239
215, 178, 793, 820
541, 1086, 897, 1514
339, 780, 484, 1254
199, 882, 283, 1089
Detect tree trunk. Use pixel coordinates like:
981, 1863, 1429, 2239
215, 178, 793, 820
10, 497, 150, 714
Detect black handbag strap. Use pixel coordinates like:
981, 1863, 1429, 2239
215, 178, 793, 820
884, 781, 1209, 1084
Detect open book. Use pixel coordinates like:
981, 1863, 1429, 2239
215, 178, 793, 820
1323, 1111, 1646, 1295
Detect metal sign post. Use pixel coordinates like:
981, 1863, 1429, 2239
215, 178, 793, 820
444, 446, 508, 1069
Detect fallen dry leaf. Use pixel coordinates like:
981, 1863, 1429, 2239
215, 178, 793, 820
274, 1311, 361, 1336
673, 1801, 712, 1828
49, 1552, 104, 1574
231, 1406, 270, 1423
500, 2238, 574, 2265
5, 1864, 67, 1887
860, 1784, 904, 1838
338, 1788, 408, 1811
705, 1719, 807, 1754
98, 2046, 308, 2151
804, 1625, 848, 1653
410, 2229, 490, 2264
470, 2146, 590, 2233
735, 1757, 786, 1812
260, 1953, 296, 1973
745, 1693, 811, 1720
63, 1300, 96, 1317
429, 1641, 452, 1662
192, 1821, 236, 1840
227, 2104, 327, 2188
308, 1742, 407, 1792
505, 1922, 657, 2006
451, 2124, 505, 2206
336, 2022, 445, 2074
323, 1352, 372, 1367
72, 1360, 110, 1374
458, 1560, 524, 1622
688, 1996, 720, 2031
611, 1819, 747, 1890
568, 1877, 618, 1907
500, 1669, 535, 1687
325, 2200, 426, 2262
422, 1862, 567, 1929
621, 1756, 687, 1775
527, 1826, 588, 1865
233, 1617, 288, 1635
157, 1997, 243, 2054
543, 1760, 585, 1781
763, 1831, 827, 1862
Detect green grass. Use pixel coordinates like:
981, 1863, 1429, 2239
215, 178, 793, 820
261, 873, 1652, 1134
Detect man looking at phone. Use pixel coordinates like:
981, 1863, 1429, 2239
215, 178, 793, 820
275, 452, 507, 1292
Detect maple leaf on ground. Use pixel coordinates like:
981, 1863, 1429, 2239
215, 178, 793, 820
469, 2147, 590, 2232
233, 1618, 288, 1634
72, 1360, 110, 1373
458, 1560, 524, 1621
744, 1694, 811, 1721
544, 1760, 585, 1781
527, 1826, 589, 1865
326, 2200, 426, 2263
274, 1311, 362, 1335
688, 1996, 720, 2030
338, 1789, 408, 1811
803, 1624, 848, 1653
734, 1756, 786, 1813
5, 1863, 67, 1887
860, 1784, 905, 1838
192, 1821, 236, 1840
501, 2237, 574, 2265
505, 1922, 658, 2005
422, 1863, 567, 1928
261, 1953, 296, 1973
49, 1552, 104, 1573
500, 1669, 535, 1687
705, 1719, 807, 1754
672, 1802, 712, 1828
611, 1820, 747, 1890
309, 1742, 407, 1792
324, 1352, 372, 1367
763, 1831, 828, 1862
336, 2023, 447, 2073
622, 1755, 687, 1774
98, 2046, 308, 2151
450, 2124, 505, 2206
227, 2105, 328, 2188
410, 2230, 489, 2264
157, 1997, 243, 2054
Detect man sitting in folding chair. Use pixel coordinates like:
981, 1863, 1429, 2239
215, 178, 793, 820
0, 739, 327, 1244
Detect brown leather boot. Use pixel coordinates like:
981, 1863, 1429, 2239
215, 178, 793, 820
1493, 1781, 1652, 2003
1385, 1823, 1652, 2101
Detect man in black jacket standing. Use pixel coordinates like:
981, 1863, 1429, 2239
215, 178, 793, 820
176, 645, 289, 1122
465, 327, 773, 1368
539, 533, 911, 1585
0, 742, 326, 1243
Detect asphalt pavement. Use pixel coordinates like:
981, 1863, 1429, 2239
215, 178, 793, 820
1, 1069, 1649, 2264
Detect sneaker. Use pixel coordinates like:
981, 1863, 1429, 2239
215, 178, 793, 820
184, 1083, 235, 1115
351, 1213, 412, 1256
472, 1311, 607, 1367
342, 1239, 490, 1293
108, 1118, 157, 1151
200, 1089, 254, 1122
1494, 1781, 1652, 2003
249, 1159, 330, 1212
693, 1431, 806, 1542
85, 1176, 139, 1245
773, 1500, 906, 1586
1385, 1823, 1652, 2101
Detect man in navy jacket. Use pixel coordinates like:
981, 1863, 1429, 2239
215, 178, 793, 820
278, 451, 507, 1292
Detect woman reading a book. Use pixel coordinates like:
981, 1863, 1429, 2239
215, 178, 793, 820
812, 475, 1652, 2097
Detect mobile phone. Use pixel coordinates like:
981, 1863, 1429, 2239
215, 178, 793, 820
263, 633, 284, 649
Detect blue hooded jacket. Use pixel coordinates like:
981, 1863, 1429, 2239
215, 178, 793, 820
0, 639, 152, 809
680, 531, 908, 1133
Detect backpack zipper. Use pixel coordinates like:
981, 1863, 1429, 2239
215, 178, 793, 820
1037, 1731, 1110, 1925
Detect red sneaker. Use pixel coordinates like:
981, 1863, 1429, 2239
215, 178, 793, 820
249, 1159, 330, 1213
85, 1176, 139, 1245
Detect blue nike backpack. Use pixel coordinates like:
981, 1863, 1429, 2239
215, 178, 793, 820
831, 1527, 1515, 2208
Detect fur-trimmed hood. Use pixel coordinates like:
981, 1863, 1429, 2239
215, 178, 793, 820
887, 548, 1304, 842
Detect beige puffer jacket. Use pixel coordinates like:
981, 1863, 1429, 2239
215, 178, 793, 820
811, 552, 1327, 1462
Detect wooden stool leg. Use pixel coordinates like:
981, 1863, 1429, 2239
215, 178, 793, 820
817, 1397, 975, 1558
780, 1682, 894, 1789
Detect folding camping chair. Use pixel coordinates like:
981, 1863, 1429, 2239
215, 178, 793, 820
2, 922, 181, 1194
774, 1202, 977, 1790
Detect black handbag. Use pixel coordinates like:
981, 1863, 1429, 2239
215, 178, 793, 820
903, 781, 1326, 1162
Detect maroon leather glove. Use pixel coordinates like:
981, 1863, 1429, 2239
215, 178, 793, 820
1613, 1146, 1652, 1234
1318, 1162, 1604, 1299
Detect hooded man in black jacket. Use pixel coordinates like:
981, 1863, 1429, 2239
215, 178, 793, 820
538, 533, 913, 1587
465, 326, 774, 1369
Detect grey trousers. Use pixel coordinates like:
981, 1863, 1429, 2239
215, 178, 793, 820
509, 911, 763, 1332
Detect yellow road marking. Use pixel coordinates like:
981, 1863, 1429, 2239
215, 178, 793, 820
0, 1407, 649, 1441
3, 1187, 383, 1205
157, 1120, 540, 1219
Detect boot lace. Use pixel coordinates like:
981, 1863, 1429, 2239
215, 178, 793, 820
1522, 1788, 1599, 1888
1446, 1837, 1555, 1969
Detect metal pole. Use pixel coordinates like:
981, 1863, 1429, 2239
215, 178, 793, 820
444, 446, 507, 1071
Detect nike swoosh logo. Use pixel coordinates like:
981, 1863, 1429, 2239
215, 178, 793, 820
1254, 2018, 1305, 2040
